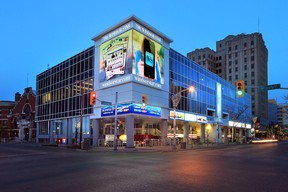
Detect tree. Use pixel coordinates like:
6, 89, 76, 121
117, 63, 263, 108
225, 104, 250, 143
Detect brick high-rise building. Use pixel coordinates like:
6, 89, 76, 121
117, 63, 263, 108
187, 33, 268, 124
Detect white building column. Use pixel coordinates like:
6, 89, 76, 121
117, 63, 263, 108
217, 124, 222, 144
92, 119, 100, 147
184, 122, 189, 143
201, 123, 205, 143
160, 119, 168, 145
224, 127, 228, 143
126, 115, 134, 148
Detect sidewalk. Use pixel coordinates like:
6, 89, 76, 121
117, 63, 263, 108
88, 142, 239, 153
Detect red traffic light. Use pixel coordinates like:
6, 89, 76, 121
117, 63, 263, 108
90, 91, 96, 105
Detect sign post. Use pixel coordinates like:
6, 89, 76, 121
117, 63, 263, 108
259, 84, 281, 91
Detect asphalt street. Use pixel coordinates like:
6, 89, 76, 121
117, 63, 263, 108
0, 142, 287, 192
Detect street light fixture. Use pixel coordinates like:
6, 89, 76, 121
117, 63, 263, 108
171, 86, 194, 150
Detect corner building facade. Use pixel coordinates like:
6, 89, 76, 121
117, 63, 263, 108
36, 16, 252, 147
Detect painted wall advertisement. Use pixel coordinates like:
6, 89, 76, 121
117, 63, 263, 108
99, 29, 164, 85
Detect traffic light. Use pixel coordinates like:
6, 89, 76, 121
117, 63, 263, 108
142, 94, 148, 106
236, 80, 244, 97
90, 91, 96, 105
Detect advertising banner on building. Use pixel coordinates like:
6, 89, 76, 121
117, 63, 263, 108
99, 29, 164, 85
101, 103, 161, 117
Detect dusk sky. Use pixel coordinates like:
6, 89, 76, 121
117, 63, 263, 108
1, 0, 287, 103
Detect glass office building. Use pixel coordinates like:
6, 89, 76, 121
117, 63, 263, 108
36, 16, 251, 147
36, 47, 94, 144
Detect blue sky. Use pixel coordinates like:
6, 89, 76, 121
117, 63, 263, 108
1, 0, 287, 103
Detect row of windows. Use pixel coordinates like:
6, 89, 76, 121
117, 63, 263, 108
228, 55, 254, 62
36, 47, 95, 121
220, 40, 254, 49
228, 67, 255, 75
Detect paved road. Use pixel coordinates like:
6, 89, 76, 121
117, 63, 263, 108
0, 142, 287, 192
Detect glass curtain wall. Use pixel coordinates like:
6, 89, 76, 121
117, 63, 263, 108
36, 46, 95, 135
169, 49, 251, 123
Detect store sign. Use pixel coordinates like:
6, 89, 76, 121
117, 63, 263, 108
169, 111, 185, 120
169, 111, 197, 122
101, 103, 161, 117
196, 115, 207, 122
185, 113, 197, 122
167, 133, 184, 138
228, 121, 251, 129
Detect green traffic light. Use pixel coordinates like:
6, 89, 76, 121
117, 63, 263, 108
237, 89, 243, 96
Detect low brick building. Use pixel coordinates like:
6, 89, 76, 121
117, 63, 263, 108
0, 87, 36, 142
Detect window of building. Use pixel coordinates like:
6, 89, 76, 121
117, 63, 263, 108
228, 47, 231, 52
251, 71, 254, 77
229, 76, 232, 81
251, 40, 254, 46
235, 52, 238, 57
251, 63, 254, 69
251, 79, 255, 85
235, 45, 238, 50
228, 54, 231, 59
244, 73, 247, 78
198, 55, 201, 60
244, 57, 247, 63
229, 68, 232, 73
219, 56, 222, 60
235, 59, 238, 64
244, 65, 247, 70
235, 67, 238, 72
244, 42, 247, 47
229, 61, 232, 66
235, 74, 238, 80
222, 113, 229, 119
207, 109, 215, 117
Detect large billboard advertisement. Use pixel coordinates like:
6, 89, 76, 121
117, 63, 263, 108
99, 29, 164, 85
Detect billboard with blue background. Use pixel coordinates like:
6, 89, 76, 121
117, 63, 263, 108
101, 103, 161, 117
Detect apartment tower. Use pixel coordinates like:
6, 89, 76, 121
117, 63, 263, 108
187, 33, 268, 124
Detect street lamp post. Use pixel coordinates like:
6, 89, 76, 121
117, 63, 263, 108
113, 92, 118, 150
75, 80, 84, 149
171, 86, 194, 150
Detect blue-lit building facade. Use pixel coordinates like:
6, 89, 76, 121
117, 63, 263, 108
36, 16, 251, 147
